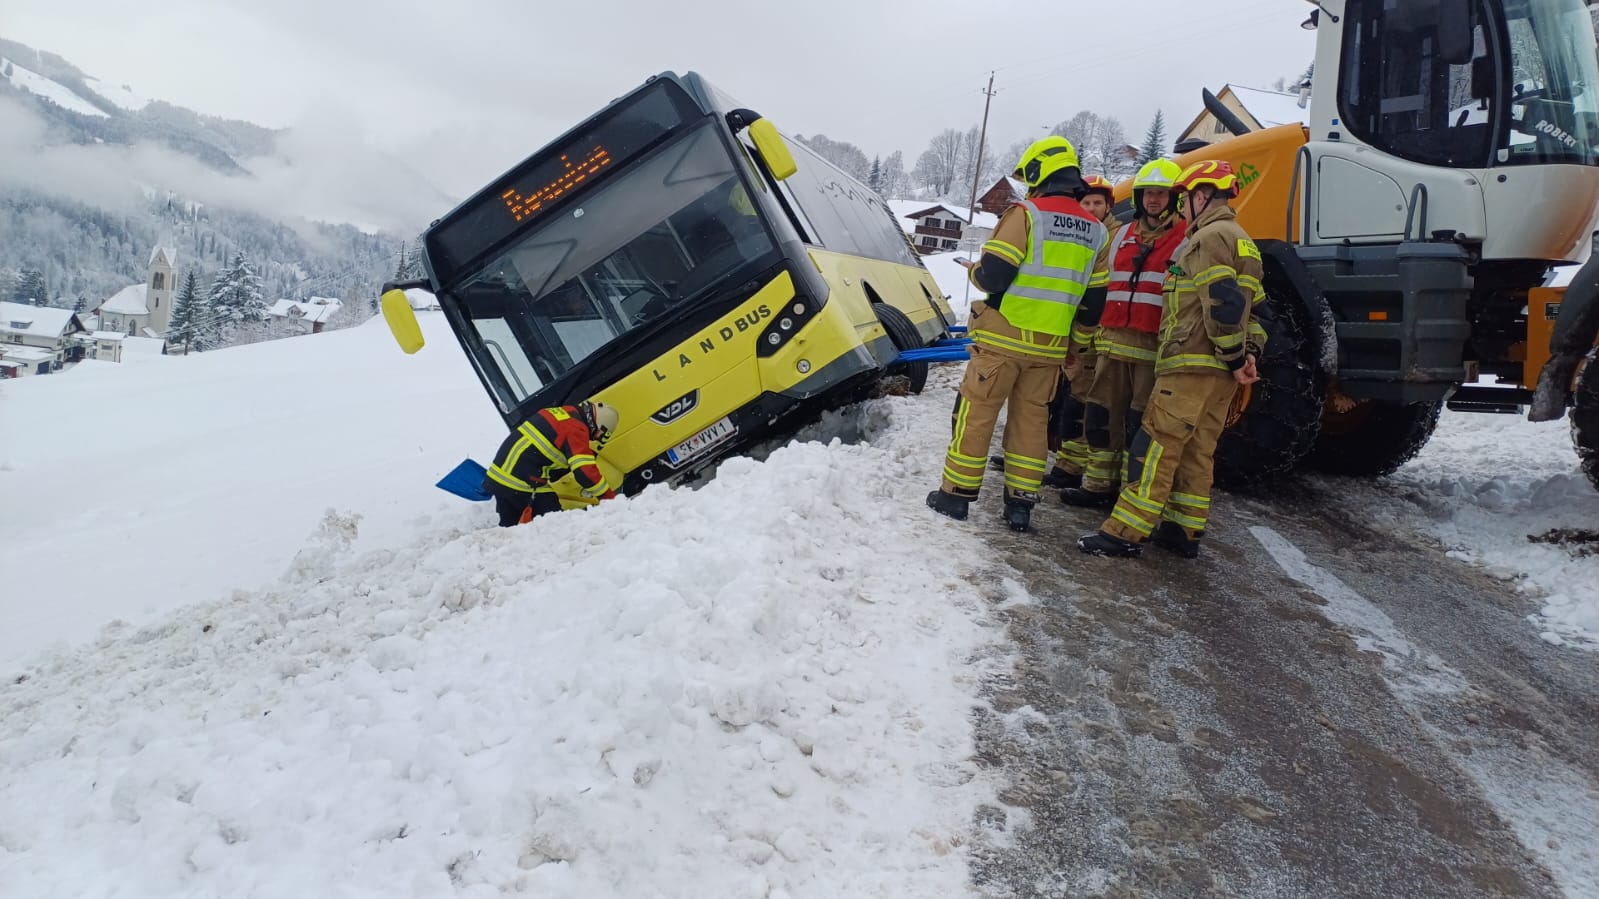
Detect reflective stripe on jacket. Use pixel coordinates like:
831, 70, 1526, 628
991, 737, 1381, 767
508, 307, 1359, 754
996, 197, 1105, 337
1155, 205, 1267, 376
487, 405, 613, 496
1103, 218, 1187, 334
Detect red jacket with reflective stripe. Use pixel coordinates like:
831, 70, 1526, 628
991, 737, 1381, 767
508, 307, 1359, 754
488, 405, 613, 497
1102, 218, 1188, 334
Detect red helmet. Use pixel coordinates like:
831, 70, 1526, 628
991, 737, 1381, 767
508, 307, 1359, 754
1081, 174, 1114, 199
1175, 160, 1239, 194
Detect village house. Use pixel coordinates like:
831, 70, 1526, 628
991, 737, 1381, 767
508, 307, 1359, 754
96, 246, 177, 339
0, 301, 87, 377
265, 297, 343, 334
1176, 84, 1312, 149
976, 176, 1029, 217
888, 201, 998, 255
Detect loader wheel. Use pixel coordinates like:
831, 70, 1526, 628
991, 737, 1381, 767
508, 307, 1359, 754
1573, 350, 1599, 492
872, 302, 929, 396
1305, 398, 1443, 477
1213, 287, 1326, 489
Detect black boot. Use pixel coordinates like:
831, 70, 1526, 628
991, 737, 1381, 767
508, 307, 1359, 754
1002, 498, 1033, 532
1077, 531, 1143, 557
927, 490, 971, 521
1061, 486, 1117, 509
1151, 521, 1201, 558
1041, 467, 1083, 489
988, 454, 1006, 472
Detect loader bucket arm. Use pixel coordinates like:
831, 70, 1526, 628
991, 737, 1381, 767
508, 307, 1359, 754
1529, 253, 1599, 422
1203, 88, 1254, 138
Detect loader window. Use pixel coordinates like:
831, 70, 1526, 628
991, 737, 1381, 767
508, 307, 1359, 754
1498, 0, 1599, 166
1339, 0, 1496, 167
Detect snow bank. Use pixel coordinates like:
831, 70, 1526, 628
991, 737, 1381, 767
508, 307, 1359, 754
1392, 410, 1599, 648
0, 310, 1007, 895
0, 314, 506, 664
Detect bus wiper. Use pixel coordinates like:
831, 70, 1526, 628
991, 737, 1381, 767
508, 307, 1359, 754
548, 313, 683, 401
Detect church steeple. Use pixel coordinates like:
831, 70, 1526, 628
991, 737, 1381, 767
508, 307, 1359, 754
147, 246, 177, 334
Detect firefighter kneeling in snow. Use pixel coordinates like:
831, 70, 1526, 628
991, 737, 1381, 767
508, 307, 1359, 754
484, 401, 620, 527
928, 136, 1106, 533
1079, 160, 1264, 558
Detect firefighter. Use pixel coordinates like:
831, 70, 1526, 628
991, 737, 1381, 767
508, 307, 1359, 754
1064, 159, 1187, 509
1078, 160, 1264, 558
484, 400, 621, 527
928, 136, 1107, 533
991, 173, 1117, 486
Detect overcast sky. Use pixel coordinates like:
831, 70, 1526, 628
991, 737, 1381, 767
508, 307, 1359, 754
8, 0, 1314, 203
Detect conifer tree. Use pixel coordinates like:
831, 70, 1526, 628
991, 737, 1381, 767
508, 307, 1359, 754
167, 269, 205, 354
1139, 111, 1168, 165
206, 251, 267, 345
868, 156, 883, 193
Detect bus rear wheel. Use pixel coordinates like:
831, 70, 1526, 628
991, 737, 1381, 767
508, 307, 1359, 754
1573, 349, 1599, 492
872, 302, 929, 395
1305, 397, 1443, 477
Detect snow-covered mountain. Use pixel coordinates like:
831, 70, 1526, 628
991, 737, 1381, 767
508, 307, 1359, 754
0, 37, 454, 304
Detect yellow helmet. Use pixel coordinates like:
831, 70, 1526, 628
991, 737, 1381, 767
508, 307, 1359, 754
1013, 136, 1081, 188
1132, 159, 1182, 190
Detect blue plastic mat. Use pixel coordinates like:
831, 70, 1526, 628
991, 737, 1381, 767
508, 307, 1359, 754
894, 345, 975, 364
437, 458, 493, 501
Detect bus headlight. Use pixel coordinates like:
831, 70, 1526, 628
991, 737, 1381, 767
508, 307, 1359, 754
756, 290, 820, 358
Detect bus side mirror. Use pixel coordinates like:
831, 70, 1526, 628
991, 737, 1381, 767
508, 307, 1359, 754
1438, 0, 1475, 66
748, 119, 797, 181
381, 288, 425, 354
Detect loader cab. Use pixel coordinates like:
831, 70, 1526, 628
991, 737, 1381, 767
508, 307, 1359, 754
1303, 0, 1599, 260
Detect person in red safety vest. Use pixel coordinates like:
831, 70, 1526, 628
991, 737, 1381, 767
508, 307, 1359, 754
1063, 158, 1189, 508
483, 401, 620, 526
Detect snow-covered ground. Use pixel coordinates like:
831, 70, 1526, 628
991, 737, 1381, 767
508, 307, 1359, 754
0, 313, 1008, 896
1, 56, 108, 118
83, 76, 150, 112
1390, 410, 1599, 649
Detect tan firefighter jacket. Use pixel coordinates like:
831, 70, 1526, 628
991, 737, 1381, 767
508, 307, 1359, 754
1156, 204, 1268, 376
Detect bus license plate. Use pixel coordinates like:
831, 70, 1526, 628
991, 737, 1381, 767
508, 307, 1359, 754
666, 417, 735, 465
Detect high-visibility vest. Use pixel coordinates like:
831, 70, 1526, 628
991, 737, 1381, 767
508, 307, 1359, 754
1102, 218, 1187, 334
997, 197, 1105, 337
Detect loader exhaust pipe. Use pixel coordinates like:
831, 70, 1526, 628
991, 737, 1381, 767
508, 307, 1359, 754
1203, 88, 1253, 138
1529, 251, 1599, 422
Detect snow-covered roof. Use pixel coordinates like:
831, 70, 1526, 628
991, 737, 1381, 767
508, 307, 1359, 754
100, 284, 149, 316
0, 345, 57, 363
1005, 176, 1027, 197
124, 336, 166, 355
898, 202, 999, 231
141, 326, 163, 339
267, 298, 342, 324
88, 330, 126, 341
0, 301, 84, 339
1225, 84, 1311, 129
148, 246, 178, 268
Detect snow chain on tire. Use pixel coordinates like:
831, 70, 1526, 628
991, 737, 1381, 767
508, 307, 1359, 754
1573, 348, 1599, 493
1213, 284, 1327, 490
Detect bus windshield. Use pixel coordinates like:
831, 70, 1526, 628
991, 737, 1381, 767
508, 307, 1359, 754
453, 121, 777, 406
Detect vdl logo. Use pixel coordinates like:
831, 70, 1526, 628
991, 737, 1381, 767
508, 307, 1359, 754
651, 390, 700, 424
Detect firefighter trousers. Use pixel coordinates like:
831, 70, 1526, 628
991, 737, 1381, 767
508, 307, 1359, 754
1082, 355, 1157, 493
942, 347, 1059, 503
1101, 370, 1237, 543
486, 479, 563, 527
1049, 366, 1093, 476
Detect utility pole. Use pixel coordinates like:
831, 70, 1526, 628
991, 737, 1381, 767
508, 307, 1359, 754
962, 72, 998, 310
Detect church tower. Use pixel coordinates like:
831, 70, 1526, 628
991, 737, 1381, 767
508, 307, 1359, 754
146, 246, 177, 334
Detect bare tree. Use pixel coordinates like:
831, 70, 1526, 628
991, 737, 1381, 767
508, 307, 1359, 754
912, 129, 965, 198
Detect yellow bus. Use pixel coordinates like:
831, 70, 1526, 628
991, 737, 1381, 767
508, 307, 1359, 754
382, 71, 955, 500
